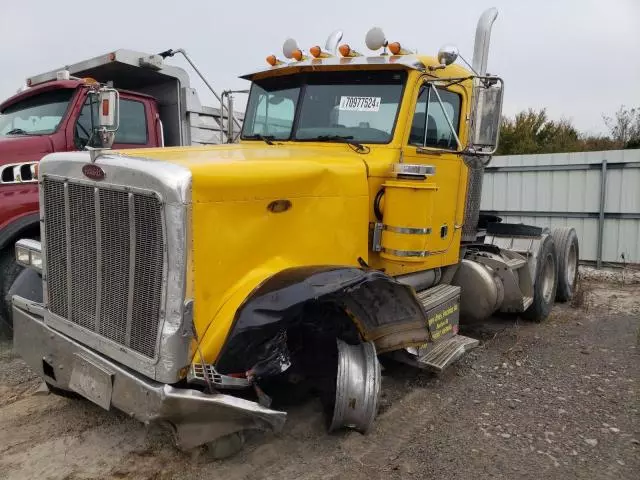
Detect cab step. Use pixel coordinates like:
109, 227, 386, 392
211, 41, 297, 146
416, 284, 461, 342
416, 284, 461, 312
417, 334, 479, 372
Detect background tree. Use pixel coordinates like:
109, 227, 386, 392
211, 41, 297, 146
497, 106, 639, 155
497, 109, 581, 155
603, 106, 640, 149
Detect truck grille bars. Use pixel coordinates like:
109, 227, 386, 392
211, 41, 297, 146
43, 177, 164, 358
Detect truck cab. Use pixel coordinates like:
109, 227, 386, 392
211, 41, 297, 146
0, 49, 240, 333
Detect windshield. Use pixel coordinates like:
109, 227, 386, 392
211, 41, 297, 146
242, 70, 407, 144
0, 89, 74, 136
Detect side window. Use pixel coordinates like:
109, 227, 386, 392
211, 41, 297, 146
115, 99, 148, 144
409, 86, 461, 150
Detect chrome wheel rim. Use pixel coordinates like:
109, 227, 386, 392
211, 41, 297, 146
542, 253, 556, 303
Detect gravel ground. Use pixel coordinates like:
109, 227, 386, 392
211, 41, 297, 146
0, 278, 638, 480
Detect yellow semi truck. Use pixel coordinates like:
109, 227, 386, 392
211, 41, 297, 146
9, 8, 579, 454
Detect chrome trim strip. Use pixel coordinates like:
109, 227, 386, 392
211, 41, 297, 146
94, 188, 102, 332
126, 192, 136, 347
63, 182, 73, 320
383, 248, 429, 257
383, 225, 432, 235
39, 178, 49, 309
392, 163, 435, 178
382, 248, 447, 257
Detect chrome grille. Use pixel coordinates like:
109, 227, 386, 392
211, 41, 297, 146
43, 177, 164, 358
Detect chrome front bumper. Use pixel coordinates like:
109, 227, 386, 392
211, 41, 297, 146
12, 296, 286, 450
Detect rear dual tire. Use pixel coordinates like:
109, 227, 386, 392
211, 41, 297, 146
523, 235, 557, 322
551, 227, 579, 302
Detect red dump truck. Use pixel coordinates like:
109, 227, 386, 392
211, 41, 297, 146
0, 49, 242, 334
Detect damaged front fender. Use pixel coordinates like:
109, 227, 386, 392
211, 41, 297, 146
214, 266, 429, 376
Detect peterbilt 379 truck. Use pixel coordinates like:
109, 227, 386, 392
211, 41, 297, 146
0, 49, 243, 334
10, 8, 580, 455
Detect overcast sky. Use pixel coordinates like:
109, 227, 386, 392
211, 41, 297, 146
1, 0, 638, 135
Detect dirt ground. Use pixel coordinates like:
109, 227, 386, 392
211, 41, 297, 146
1, 276, 638, 480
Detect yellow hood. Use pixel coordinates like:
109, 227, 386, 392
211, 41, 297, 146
120, 143, 371, 203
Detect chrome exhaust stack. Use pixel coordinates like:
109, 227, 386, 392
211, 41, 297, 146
472, 7, 499, 76
462, 7, 500, 242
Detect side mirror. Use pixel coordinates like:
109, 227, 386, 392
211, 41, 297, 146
470, 77, 503, 155
88, 88, 119, 149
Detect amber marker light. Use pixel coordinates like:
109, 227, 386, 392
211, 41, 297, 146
388, 42, 402, 55
338, 44, 351, 57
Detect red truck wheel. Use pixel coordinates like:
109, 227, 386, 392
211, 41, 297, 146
0, 246, 23, 338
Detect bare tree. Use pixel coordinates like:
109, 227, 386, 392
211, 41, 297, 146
603, 106, 640, 147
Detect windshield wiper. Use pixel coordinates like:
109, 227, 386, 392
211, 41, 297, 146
244, 134, 276, 145
308, 135, 368, 153
6, 128, 28, 135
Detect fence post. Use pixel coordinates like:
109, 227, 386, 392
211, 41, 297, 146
596, 159, 607, 269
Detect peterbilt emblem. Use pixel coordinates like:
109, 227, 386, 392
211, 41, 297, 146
82, 164, 105, 181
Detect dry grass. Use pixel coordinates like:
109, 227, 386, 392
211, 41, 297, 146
570, 273, 594, 311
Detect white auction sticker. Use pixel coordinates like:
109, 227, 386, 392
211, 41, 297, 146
339, 96, 382, 112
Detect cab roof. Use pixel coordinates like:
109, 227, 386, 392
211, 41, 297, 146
240, 54, 473, 82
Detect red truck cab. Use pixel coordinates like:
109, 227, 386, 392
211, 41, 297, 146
0, 78, 163, 332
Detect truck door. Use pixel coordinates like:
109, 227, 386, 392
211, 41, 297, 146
74, 93, 160, 149
400, 80, 469, 268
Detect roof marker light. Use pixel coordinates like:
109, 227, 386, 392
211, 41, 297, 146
291, 49, 306, 61
338, 44, 362, 58
266, 55, 284, 66
310, 45, 334, 58
388, 42, 413, 55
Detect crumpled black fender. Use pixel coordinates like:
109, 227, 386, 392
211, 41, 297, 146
215, 266, 427, 376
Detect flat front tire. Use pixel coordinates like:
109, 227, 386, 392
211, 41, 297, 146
523, 235, 558, 322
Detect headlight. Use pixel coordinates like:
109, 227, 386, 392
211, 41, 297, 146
15, 239, 43, 274
30, 251, 43, 270
16, 245, 30, 264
